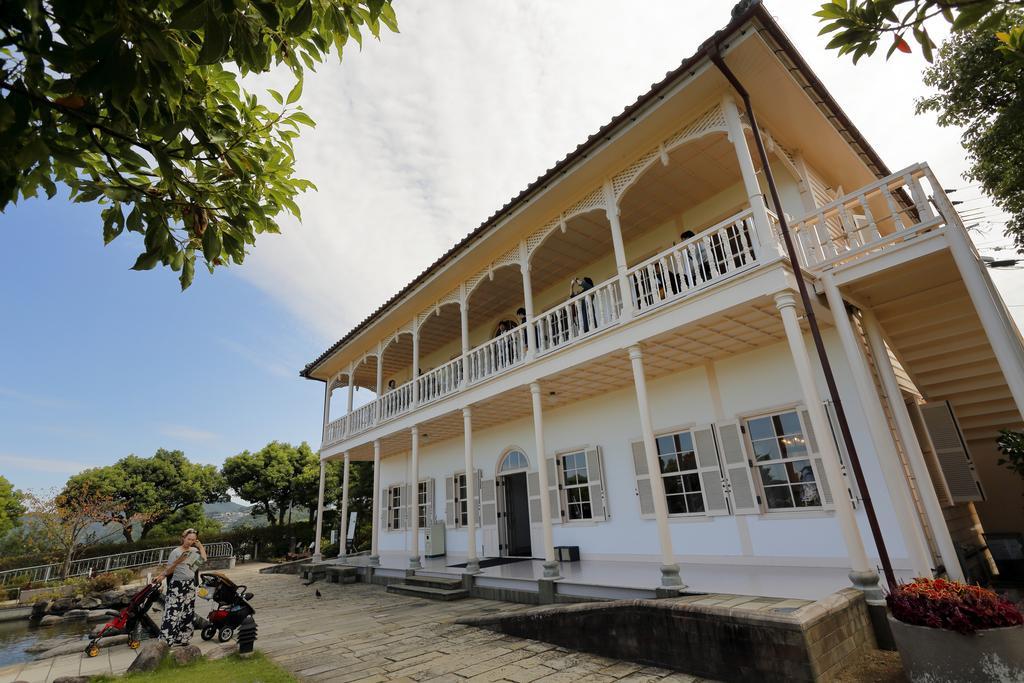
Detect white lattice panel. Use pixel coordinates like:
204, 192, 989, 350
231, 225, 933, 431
437, 287, 460, 307
563, 186, 605, 221
526, 217, 562, 257
611, 149, 659, 198
493, 245, 520, 269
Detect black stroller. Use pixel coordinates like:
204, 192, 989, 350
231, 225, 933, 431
197, 571, 255, 642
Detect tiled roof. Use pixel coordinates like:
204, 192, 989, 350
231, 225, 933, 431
300, 0, 892, 379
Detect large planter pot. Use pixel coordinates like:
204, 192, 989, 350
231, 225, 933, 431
889, 615, 1024, 682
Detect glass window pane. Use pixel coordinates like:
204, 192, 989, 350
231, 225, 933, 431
759, 463, 789, 486
676, 432, 694, 452
777, 411, 802, 436
663, 475, 685, 495
666, 495, 688, 515
747, 416, 774, 441
679, 452, 697, 472
655, 435, 675, 455
794, 483, 821, 507
764, 485, 794, 510
778, 435, 808, 459
580, 502, 592, 519
575, 469, 589, 485
682, 473, 702, 493
686, 493, 705, 514
751, 439, 781, 462
659, 453, 679, 474
789, 460, 815, 484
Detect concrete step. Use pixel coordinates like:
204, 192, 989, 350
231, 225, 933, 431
327, 566, 357, 584
386, 582, 469, 601
299, 563, 329, 582
405, 575, 464, 591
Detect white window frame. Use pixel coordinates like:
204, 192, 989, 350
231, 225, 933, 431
417, 480, 429, 529
744, 408, 825, 512
387, 484, 403, 530
454, 471, 468, 528
653, 428, 708, 517
559, 449, 594, 521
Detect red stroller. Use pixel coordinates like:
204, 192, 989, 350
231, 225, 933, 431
84, 581, 162, 657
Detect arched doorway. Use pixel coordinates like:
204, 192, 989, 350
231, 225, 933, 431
496, 449, 532, 557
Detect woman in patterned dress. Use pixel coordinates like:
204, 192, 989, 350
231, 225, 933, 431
156, 528, 207, 646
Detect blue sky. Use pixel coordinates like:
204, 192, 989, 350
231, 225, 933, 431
1, 2, 1021, 495
0, 189, 327, 491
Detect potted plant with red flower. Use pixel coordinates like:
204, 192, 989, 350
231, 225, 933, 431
887, 577, 1024, 682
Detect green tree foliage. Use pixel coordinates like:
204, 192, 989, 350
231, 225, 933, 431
0, 475, 25, 539
997, 429, 1024, 479
816, 1, 1023, 62
916, 13, 1024, 248
0, 0, 397, 289
147, 502, 222, 538
62, 448, 228, 542
222, 441, 338, 526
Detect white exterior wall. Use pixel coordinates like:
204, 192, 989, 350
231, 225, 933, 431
376, 329, 913, 569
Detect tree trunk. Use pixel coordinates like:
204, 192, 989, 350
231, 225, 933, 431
122, 525, 134, 544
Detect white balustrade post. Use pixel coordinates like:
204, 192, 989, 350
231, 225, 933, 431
369, 440, 381, 566
530, 383, 560, 578
409, 426, 422, 569
628, 345, 683, 589
463, 407, 481, 574
722, 94, 778, 255
861, 309, 965, 581
821, 273, 934, 577
774, 291, 882, 600
312, 459, 326, 562
604, 181, 635, 320
339, 452, 351, 558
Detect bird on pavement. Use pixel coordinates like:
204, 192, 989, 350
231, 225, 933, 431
315, 589, 322, 599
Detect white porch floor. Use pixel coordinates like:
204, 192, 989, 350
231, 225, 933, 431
331, 551, 914, 601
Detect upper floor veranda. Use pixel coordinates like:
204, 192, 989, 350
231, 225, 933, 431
301, 5, 965, 458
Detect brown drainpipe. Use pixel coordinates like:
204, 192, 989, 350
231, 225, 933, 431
709, 46, 898, 591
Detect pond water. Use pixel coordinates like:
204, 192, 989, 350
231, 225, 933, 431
0, 618, 91, 668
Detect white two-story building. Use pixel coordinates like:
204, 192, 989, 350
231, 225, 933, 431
302, 2, 1024, 602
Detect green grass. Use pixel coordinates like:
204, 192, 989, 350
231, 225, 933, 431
91, 652, 296, 682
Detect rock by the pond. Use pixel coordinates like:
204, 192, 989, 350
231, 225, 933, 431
99, 590, 127, 607
50, 597, 76, 614
38, 614, 64, 626
127, 640, 168, 673
205, 641, 236, 661
78, 596, 101, 609
24, 636, 77, 654
87, 609, 114, 622
30, 601, 50, 622
53, 676, 90, 683
36, 634, 128, 659
62, 609, 90, 620
89, 621, 124, 638
169, 644, 201, 666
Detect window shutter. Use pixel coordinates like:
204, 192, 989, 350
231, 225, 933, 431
527, 471, 541, 524
630, 440, 656, 519
547, 456, 564, 524
399, 484, 409, 530
474, 469, 483, 521
797, 410, 833, 507
818, 403, 862, 508
584, 447, 608, 522
381, 486, 391, 532
919, 401, 985, 503
716, 421, 760, 514
480, 478, 497, 527
426, 478, 435, 525
692, 424, 729, 516
445, 476, 456, 529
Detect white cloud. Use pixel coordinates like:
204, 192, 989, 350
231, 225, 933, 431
0, 386, 74, 410
0, 453, 87, 475
159, 425, 220, 442
215, 336, 297, 379
230, 1, 1023, 344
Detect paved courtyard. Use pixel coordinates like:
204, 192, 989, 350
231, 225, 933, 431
0, 563, 714, 682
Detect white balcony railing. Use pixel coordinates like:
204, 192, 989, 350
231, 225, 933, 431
416, 355, 464, 406
380, 381, 414, 421
348, 401, 376, 434
467, 325, 528, 383
533, 278, 623, 355
789, 163, 942, 269
325, 415, 348, 444
627, 209, 760, 314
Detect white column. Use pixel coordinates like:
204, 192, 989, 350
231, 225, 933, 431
412, 326, 421, 407
346, 370, 355, 414
321, 381, 332, 444
721, 94, 777, 254
861, 309, 964, 581
463, 407, 480, 574
409, 425, 421, 569
604, 181, 635, 320
775, 292, 881, 599
460, 283, 470, 383
946, 222, 1024, 418
520, 242, 537, 360
530, 382, 559, 578
369, 440, 381, 565
312, 459, 326, 562
375, 343, 384, 396
628, 345, 683, 588
821, 273, 934, 577
339, 452, 351, 558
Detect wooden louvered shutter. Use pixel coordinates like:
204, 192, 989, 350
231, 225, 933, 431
716, 421, 760, 514
398, 484, 408, 530
445, 476, 455, 529
547, 456, 564, 524
920, 401, 985, 503
797, 409, 833, 507
480, 478, 497, 527
527, 470, 541, 524
381, 485, 391, 531
631, 441, 656, 519
820, 403, 862, 507
584, 447, 608, 521
692, 425, 729, 516
426, 478, 435, 525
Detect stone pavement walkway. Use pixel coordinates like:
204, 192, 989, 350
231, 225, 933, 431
0, 563, 714, 682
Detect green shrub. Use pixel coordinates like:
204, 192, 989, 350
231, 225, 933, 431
88, 573, 121, 592
114, 568, 136, 584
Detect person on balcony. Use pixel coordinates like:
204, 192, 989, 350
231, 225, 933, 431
681, 230, 712, 285
387, 379, 396, 392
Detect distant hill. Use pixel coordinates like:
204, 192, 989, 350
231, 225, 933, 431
203, 501, 248, 514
